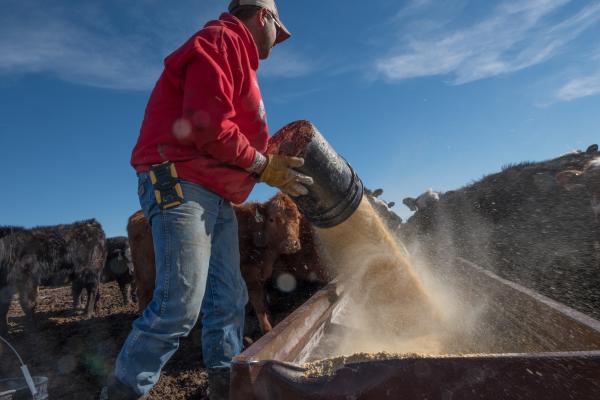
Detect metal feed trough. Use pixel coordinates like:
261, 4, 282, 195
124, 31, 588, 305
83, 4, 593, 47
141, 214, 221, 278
231, 257, 600, 399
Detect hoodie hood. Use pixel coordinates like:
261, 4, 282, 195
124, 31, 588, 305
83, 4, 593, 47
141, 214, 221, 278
205, 13, 260, 71
163, 13, 259, 78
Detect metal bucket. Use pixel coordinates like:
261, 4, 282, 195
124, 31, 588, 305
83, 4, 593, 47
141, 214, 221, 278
0, 377, 48, 400
268, 120, 364, 228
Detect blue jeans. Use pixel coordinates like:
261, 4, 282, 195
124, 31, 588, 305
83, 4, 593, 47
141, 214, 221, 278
113, 173, 248, 396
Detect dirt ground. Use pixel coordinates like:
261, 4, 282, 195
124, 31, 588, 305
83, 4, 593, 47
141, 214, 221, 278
0, 281, 319, 399
0, 283, 206, 399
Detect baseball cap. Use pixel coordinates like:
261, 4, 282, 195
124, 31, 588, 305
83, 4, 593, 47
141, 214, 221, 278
228, 0, 291, 44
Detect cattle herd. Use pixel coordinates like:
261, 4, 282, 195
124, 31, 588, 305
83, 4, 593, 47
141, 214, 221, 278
0, 220, 108, 335
0, 189, 402, 339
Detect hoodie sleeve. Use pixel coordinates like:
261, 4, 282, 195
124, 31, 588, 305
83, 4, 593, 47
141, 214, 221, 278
179, 33, 257, 169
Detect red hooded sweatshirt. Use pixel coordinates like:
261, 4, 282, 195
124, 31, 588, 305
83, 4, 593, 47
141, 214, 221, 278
131, 13, 268, 204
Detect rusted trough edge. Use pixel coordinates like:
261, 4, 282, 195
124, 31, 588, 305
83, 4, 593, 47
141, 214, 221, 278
455, 257, 600, 339
234, 280, 342, 364
232, 351, 600, 400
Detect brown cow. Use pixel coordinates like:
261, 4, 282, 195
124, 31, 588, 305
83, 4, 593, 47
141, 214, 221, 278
127, 210, 155, 313
128, 193, 323, 334
235, 193, 304, 333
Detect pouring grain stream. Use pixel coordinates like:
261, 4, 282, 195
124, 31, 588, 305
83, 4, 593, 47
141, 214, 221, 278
316, 196, 443, 355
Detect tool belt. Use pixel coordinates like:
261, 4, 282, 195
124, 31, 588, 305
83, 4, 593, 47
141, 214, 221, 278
149, 162, 184, 210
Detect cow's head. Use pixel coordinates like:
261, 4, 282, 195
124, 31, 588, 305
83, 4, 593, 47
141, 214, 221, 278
106, 245, 133, 276
264, 192, 302, 254
403, 197, 418, 211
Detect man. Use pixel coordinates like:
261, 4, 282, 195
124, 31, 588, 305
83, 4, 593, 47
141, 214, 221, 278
101, 1, 312, 399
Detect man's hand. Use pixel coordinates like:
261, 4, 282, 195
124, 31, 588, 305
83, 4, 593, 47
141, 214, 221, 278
259, 155, 313, 197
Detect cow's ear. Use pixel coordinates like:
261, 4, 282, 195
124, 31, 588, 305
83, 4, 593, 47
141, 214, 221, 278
556, 170, 583, 186
254, 206, 265, 224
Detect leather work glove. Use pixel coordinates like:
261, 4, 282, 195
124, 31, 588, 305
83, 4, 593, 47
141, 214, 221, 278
259, 155, 314, 197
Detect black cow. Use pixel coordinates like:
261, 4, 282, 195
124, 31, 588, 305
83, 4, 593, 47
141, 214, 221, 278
0, 220, 106, 334
103, 236, 135, 305
0, 229, 65, 334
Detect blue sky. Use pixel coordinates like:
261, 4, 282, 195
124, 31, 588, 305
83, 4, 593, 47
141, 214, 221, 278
1, 0, 599, 237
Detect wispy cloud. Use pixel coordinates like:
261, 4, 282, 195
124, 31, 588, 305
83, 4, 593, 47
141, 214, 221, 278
0, 0, 204, 90
375, 0, 600, 85
534, 46, 600, 105
0, 24, 160, 90
0, 0, 315, 90
554, 71, 600, 101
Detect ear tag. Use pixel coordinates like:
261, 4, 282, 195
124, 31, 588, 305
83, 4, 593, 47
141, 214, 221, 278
255, 209, 265, 223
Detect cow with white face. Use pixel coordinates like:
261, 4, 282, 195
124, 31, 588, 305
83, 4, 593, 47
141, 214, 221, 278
403, 189, 441, 212
556, 157, 600, 220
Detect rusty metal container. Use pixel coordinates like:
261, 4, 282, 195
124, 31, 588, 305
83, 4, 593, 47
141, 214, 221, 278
231, 258, 600, 399
267, 120, 364, 228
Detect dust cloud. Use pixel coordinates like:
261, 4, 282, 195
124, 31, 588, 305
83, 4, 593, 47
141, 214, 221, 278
313, 196, 488, 358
